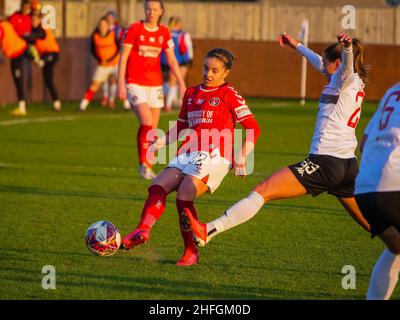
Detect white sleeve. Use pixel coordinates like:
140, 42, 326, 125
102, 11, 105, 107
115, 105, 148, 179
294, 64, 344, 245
328, 46, 354, 90
184, 32, 193, 60
363, 92, 387, 136
296, 43, 324, 74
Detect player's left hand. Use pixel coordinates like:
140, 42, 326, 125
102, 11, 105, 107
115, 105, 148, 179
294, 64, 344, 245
234, 163, 247, 177
179, 84, 187, 101
337, 33, 352, 48
233, 155, 247, 177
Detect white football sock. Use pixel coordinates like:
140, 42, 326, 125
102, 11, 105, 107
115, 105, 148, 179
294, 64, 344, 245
206, 191, 265, 241
367, 249, 400, 300
79, 99, 89, 111
109, 83, 117, 101
123, 99, 131, 110
18, 100, 26, 113
166, 85, 178, 109
102, 81, 109, 98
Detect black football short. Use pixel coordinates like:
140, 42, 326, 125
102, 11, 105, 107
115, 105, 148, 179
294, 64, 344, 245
288, 154, 359, 198
355, 192, 400, 237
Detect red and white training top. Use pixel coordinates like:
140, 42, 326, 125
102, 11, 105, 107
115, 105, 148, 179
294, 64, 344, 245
176, 83, 260, 162
123, 21, 174, 86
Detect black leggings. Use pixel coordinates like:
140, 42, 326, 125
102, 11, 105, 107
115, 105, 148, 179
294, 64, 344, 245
42, 52, 59, 101
10, 53, 26, 101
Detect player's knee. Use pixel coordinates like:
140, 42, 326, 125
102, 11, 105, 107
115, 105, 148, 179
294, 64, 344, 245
176, 182, 196, 201
253, 184, 269, 202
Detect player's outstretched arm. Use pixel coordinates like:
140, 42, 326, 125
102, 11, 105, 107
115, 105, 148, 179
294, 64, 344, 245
117, 44, 132, 100
278, 32, 325, 74
329, 32, 354, 89
234, 117, 260, 177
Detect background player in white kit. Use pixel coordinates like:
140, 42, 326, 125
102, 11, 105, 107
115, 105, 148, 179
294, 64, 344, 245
355, 82, 400, 300
183, 32, 371, 247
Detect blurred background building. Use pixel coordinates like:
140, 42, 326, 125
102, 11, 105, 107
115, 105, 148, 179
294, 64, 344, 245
1, 0, 399, 104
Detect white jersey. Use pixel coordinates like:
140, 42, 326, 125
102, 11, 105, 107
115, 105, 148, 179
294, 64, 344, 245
355, 82, 400, 194
297, 44, 365, 159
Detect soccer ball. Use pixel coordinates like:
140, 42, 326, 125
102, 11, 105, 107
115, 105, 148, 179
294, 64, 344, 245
85, 221, 121, 257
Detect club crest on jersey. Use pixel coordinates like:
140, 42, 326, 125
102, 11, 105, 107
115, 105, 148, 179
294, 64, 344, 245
209, 98, 220, 107
149, 37, 155, 43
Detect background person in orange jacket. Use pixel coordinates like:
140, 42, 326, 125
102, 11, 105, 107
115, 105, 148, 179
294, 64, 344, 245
0, 16, 29, 116
24, 11, 61, 111
79, 17, 120, 111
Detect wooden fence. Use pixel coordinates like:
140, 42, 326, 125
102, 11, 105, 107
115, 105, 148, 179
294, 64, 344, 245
29, 0, 400, 44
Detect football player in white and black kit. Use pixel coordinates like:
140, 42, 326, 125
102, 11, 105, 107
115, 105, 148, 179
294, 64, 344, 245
183, 32, 371, 248
355, 82, 400, 300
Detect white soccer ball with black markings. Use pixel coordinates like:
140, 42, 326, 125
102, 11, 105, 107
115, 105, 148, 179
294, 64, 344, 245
85, 221, 121, 257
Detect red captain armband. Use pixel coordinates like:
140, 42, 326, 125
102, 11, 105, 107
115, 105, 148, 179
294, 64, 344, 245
240, 117, 260, 145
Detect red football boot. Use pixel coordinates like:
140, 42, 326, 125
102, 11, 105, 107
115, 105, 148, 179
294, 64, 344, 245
181, 208, 208, 247
121, 228, 150, 250
176, 249, 199, 267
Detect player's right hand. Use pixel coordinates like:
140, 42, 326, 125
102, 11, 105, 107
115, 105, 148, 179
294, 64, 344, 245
277, 32, 299, 49
149, 135, 167, 152
118, 83, 127, 100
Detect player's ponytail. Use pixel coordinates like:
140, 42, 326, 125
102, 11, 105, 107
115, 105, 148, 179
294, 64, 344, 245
352, 38, 368, 83
324, 38, 368, 83
206, 48, 235, 70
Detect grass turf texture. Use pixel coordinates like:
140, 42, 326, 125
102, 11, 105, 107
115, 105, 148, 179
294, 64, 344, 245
0, 99, 397, 300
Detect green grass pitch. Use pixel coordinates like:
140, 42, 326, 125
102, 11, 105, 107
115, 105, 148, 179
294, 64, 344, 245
0, 98, 397, 300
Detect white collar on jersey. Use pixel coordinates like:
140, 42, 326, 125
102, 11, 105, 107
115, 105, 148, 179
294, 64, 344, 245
199, 84, 226, 92
143, 23, 159, 32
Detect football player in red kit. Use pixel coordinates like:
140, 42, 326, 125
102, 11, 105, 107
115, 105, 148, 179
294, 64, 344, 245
118, 0, 186, 180
121, 48, 261, 266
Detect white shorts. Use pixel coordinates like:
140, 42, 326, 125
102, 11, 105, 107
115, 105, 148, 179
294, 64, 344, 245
126, 83, 164, 109
92, 65, 118, 83
167, 149, 231, 193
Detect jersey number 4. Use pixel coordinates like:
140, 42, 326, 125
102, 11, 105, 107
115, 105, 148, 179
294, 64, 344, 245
347, 91, 365, 128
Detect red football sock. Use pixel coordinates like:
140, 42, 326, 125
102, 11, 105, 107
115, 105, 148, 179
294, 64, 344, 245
137, 125, 153, 167
137, 185, 167, 230
176, 199, 199, 252
84, 89, 95, 101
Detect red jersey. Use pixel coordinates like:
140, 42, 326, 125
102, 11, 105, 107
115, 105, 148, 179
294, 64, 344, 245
177, 83, 256, 160
8, 11, 31, 37
123, 21, 174, 86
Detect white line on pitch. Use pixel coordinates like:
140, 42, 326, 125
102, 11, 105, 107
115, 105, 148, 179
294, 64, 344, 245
0, 111, 179, 127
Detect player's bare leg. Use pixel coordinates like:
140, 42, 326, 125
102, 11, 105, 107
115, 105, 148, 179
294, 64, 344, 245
165, 72, 178, 112
132, 103, 157, 179
108, 75, 117, 109
367, 227, 400, 300
185, 167, 307, 246
337, 197, 370, 232
150, 107, 161, 129
122, 167, 184, 250
175, 175, 208, 266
